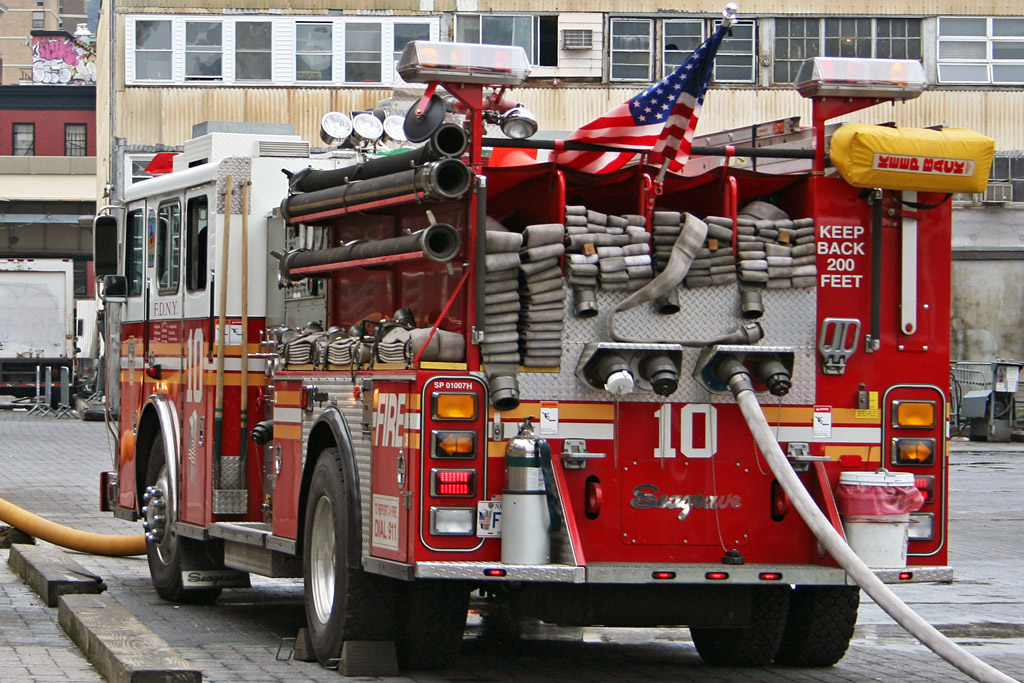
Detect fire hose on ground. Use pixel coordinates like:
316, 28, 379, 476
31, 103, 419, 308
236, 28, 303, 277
0, 495, 145, 557
718, 357, 1017, 683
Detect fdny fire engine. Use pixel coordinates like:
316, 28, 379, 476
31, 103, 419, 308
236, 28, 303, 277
94, 41, 993, 671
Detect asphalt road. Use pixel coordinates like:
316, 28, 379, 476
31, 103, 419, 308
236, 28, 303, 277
1, 410, 1023, 682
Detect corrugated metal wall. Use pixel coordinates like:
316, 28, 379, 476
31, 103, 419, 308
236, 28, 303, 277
118, 86, 1024, 151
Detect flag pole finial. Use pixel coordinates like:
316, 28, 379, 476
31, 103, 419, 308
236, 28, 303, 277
722, 3, 739, 28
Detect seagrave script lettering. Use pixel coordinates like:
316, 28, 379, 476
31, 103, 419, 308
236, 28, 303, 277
630, 484, 742, 520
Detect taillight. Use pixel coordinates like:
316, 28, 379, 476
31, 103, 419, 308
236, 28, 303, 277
908, 512, 934, 541
432, 392, 477, 420
913, 474, 936, 504
891, 437, 935, 466
705, 572, 729, 581
428, 506, 475, 535
430, 468, 476, 497
892, 400, 936, 429
759, 572, 783, 581
652, 571, 677, 580
432, 430, 476, 459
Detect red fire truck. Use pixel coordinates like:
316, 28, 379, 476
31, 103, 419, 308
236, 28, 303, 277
94, 42, 992, 671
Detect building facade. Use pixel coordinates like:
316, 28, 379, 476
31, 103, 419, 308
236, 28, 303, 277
0, 84, 97, 295
95, 1, 1024, 359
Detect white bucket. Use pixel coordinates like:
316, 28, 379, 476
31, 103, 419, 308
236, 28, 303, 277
838, 471, 915, 568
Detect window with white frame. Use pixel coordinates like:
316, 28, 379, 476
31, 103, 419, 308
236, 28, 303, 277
663, 19, 756, 83
346, 22, 382, 83
455, 14, 558, 67
128, 16, 438, 86
773, 17, 922, 84
235, 21, 272, 81
611, 18, 652, 81
938, 17, 1024, 85
134, 19, 172, 81
185, 21, 222, 80
296, 22, 332, 81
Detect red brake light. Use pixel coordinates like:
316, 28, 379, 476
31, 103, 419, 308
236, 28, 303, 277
899, 572, 913, 581
913, 475, 936, 504
430, 468, 476, 497
652, 571, 676, 580
759, 572, 783, 581
705, 572, 729, 581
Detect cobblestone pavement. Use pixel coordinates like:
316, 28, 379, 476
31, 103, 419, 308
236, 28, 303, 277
1, 411, 1023, 682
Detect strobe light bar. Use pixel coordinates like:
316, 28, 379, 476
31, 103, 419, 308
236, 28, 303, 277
795, 57, 927, 100
397, 40, 531, 86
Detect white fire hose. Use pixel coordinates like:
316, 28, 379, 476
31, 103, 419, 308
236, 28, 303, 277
724, 367, 1018, 683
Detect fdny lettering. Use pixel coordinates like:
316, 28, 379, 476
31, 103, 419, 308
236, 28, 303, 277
373, 393, 406, 448
873, 154, 974, 177
153, 300, 179, 317
630, 484, 742, 521
818, 224, 867, 289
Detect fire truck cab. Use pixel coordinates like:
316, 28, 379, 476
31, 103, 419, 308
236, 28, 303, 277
95, 43, 991, 671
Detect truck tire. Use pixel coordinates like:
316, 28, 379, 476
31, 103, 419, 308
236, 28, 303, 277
690, 586, 790, 666
774, 585, 860, 666
303, 447, 395, 668
144, 437, 222, 604
396, 581, 469, 669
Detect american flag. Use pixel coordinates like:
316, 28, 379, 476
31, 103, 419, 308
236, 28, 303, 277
557, 23, 729, 175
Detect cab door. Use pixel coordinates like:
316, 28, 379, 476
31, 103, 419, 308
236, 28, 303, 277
118, 204, 148, 509
180, 191, 213, 525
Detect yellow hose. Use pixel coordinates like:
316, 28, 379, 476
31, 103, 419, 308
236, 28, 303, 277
0, 495, 146, 557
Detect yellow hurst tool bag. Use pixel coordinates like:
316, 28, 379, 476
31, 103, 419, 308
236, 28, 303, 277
830, 123, 995, 193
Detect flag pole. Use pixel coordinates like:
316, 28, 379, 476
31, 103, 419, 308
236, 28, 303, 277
655, 2, 739, 188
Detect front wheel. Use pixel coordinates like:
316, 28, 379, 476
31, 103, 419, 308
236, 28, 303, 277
690, 586, 790, 666
143, 436, 222, 604
303, 447, 395, 667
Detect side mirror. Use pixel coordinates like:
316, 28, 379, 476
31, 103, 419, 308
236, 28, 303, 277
93, 213, 120, 278
99, 274, 127, 303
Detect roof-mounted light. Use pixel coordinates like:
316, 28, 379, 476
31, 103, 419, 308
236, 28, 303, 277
397, 40, 531, 86
795, 57, 927, 100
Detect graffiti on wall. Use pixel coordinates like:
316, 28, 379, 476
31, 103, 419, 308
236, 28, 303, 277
31, 36, 97, 84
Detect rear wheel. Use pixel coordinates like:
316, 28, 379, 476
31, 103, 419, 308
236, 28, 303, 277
143, 436, 222, 604
774, 585, 860, 666
690, 586, 790, 666
303, 447, 395, 667
396, 581, 469, 669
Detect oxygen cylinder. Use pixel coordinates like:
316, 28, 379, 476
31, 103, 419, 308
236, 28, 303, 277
501, 418, 551, 565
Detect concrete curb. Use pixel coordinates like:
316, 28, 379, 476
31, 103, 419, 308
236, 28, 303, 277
7, 543, 106, 607
59, 593, 202, 683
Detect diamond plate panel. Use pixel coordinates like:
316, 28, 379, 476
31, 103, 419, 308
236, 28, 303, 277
219, 456, 243, 489
212, 489, 248, 514
217, 157, 252, 215
517, 283, 817, 404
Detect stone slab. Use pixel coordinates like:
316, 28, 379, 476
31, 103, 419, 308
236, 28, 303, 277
58, 593, 202, 683
7, 543, 105, 607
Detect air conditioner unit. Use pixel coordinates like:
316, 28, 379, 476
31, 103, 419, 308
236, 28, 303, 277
561, 29, 593, 50
982, 181, 1013, 204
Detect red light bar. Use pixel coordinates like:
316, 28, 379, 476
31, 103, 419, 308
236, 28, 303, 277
759, 572, 783, 581
485, 568, 506, 577
705, 572, 729, 581
899, 571, 913, 581
652, 571, 677, 580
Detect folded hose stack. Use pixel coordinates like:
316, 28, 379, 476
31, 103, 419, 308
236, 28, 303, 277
517, 223, 567, 367
482, 225, 524, 366
565, 205, 653, 316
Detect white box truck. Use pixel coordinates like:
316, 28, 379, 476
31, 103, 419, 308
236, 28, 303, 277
0, 258, 75, 398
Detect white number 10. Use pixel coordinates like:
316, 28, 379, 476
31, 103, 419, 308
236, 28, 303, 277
653, 404, 718, 459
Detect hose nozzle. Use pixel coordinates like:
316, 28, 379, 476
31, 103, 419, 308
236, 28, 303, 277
713, 355, 754, 396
